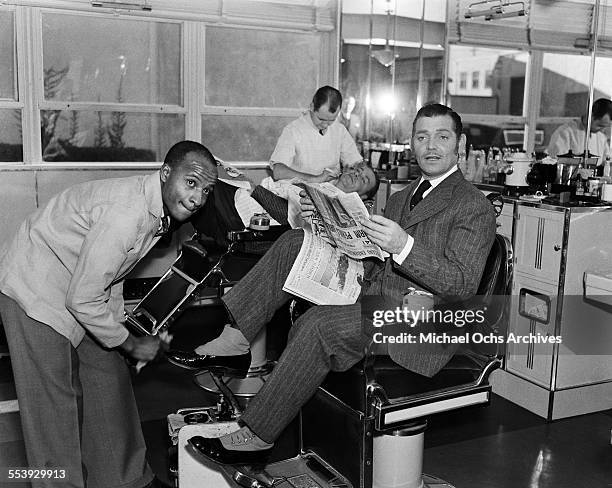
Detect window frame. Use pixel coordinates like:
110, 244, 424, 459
2, 0, 338, 167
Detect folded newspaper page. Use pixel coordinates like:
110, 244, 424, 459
300, 182, 386, 260
282, 182, 386, 305
283, 230, 365, 305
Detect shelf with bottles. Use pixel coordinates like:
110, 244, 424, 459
459, 144, 512, 185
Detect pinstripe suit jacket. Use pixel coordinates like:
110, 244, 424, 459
363, 170, 496, 376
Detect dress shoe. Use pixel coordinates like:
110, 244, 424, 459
189, 432, 273, 465
165, 349, 251, 377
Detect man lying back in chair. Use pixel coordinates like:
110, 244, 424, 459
189, 162, 379, 249
169, 103, 497, 465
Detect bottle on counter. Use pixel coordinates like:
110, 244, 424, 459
496, 152, 505, 185
473, 150, 485, 183
464, 144, 476, 181
486, 147, 498, 183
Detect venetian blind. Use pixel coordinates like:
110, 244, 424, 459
448, 0, 595, 52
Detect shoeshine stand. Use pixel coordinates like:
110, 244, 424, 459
178, 424, 353, 488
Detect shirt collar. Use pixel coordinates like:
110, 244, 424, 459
418, 164, 458, 191
144, 171, 164, 220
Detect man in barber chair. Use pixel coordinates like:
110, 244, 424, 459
192, 161, 379, 250
182, 103, 497, 465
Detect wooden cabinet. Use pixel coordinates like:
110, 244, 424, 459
492, 202, 612, 420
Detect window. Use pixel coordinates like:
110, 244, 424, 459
201, 26, 320, 160
40, 12, 183, 162
459, 72, 467, 90
472, 71, 479, 89
539, 53, 592, 118
0, 9, 22, 162
448, 45, 526, 113
447, 44, 527, 149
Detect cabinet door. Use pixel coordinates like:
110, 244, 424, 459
505, 274, 558, 388
513, 206, 565, 283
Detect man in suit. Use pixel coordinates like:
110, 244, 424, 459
187, 104, 496, 464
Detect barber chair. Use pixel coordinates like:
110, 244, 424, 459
299, 232, 513, 488
177, 192, 511, 488
179, 231, 512, 488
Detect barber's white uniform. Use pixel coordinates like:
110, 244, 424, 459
547, 120, 610, 165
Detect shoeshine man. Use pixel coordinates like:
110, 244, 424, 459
171, 103, 496, 465
0, 141, 217, 488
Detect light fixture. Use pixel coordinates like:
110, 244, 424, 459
91, 1, 151, 11
465, 0, 525, 21
371, 7, 398, 68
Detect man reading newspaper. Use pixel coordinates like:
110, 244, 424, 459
167, 103, 497, 464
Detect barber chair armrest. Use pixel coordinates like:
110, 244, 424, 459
227, 225, 290, 243
370, 356, 502, 431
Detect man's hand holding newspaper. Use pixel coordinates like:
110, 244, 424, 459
283, 182, 388, 306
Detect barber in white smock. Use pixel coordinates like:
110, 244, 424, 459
269, 85, 363, 182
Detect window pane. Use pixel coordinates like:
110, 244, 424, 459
41, 111, 184, 162
201, 115, 296, 161
448, 45, 527, 115
42, 13, 181, 105
0, 11, 16, 100
342, 43, 444, 144
0, 109, 22, 161
540, 52, 592, 117
204, 26, 318, 108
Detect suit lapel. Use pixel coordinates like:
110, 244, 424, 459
396, 179, 420, 223
404, 171, 462, 228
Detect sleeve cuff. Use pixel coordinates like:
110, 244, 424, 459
392, 234, 414, 265
101, 328, 130, 349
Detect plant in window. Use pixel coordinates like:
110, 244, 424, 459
41, 65, 69, 155
107, 58, 127, 149
94, 95, 107, 148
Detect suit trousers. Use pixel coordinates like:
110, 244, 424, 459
223, 229, 370, 443
0, 293, 153, 488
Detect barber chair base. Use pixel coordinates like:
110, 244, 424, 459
194, 328, 275, 398
372, 427, 455, 488
194, 362, 275, 398
178, 424, 352, 488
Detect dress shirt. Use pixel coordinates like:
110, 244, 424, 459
392, 165, 459, 265
0, 172, 164, 348
269, 112, 362, 176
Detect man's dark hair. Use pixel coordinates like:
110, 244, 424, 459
591, 98, 612, 120
412, 103, 463, 140
164, 140, 215, 168
312, 86, 343, 113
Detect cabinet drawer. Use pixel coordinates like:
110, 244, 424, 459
514, 206, 565, 283
505, 274, 559, 388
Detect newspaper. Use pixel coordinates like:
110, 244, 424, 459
282, 182, 386, 306
300, 182, 386, 260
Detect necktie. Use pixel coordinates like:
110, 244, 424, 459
319, 129, 325, 136
155, 215, 171, 237
409, 180, 432, 211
